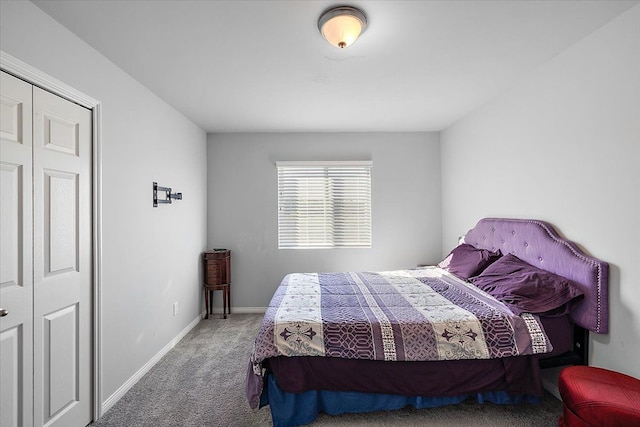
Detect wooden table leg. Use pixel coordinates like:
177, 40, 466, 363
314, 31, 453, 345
204, 287, 209, 319
222, 286, 227, 319
209, 290, 214, 318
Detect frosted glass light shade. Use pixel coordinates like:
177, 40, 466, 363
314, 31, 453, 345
318, 6, 367, 49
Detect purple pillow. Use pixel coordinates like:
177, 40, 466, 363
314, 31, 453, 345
438, 243, 502, 280
471, 253, 583, 316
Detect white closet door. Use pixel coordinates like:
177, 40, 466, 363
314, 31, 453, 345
32, 86, 92, 427
0, 70, 35, 427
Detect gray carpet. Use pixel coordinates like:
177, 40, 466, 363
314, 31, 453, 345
92, 314, 562, 426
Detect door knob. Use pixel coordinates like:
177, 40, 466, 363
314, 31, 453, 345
0, 308, 8, 317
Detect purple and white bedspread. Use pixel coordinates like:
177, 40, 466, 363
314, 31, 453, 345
247, 267, 551, 409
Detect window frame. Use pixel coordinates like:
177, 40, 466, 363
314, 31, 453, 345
276, 160, 372, 250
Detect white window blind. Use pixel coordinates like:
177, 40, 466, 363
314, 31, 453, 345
277, 161, 372, 249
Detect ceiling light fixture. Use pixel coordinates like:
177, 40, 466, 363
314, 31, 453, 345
318, 6, 367, 49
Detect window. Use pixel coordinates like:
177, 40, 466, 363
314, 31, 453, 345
277, 161, 372, 249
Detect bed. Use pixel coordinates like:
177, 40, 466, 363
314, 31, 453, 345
246, 218, 609, 427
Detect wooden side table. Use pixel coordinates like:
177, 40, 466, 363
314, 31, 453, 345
203, 249, 231, 319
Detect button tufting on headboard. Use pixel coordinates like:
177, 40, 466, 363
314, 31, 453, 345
463, 218, 609, 334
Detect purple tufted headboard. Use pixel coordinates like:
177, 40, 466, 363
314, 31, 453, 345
463, 218, 608, 334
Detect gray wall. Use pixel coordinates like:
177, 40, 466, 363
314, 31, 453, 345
1, 0, 208, 410
207, 132, 442, 309
441, 5, 640, 379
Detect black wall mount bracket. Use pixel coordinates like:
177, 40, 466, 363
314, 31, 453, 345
153, 182, 183, 207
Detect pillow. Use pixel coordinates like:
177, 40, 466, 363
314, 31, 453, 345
438, 243, 502, 280
471, 253, 583, 316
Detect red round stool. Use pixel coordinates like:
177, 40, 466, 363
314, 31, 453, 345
558, 366, 640, 427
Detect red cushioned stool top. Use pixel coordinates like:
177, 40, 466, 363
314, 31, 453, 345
559, 366, 640, 427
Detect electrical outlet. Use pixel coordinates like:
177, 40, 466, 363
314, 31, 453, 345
173, 302, 178, 316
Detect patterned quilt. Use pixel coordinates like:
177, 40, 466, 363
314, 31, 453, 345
247, 267, 551, 408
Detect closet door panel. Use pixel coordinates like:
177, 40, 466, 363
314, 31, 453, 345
33, 86, 92, 427
43, 169, 79, 275
42, 304, 80, 418
0, 162, 25, 286
0, 71, 34, 427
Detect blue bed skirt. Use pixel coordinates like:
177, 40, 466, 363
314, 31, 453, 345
260, 374, 542, 427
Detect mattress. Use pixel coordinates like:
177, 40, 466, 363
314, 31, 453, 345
247, 267, 555, 408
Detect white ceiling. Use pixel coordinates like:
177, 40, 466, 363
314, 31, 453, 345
32, 0, 637, 133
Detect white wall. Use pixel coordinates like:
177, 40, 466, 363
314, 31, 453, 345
441, 5, 640, 378
207, 132, 442, 309
1, 0, 208, 412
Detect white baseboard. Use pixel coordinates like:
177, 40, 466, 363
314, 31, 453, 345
208, 306, 266, 314
542, 374, 561, 400
100, 312, 204, 415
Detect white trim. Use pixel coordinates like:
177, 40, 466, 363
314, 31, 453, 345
206, 307, 267, 315
0, 50, 104, 420
0, 51, 99, 108
223, 306, 267, 314
276, 160, 372, 167
91, 102, 104, 419
101, 314, 204, 414
542, 376, 561, 400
